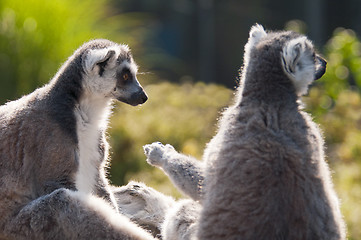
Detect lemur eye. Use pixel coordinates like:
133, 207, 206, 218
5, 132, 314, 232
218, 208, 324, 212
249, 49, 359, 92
123, 73, 129, 81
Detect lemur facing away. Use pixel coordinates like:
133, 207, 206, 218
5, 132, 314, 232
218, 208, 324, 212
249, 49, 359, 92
0, 39, 156, 239
144, 25, 347, 240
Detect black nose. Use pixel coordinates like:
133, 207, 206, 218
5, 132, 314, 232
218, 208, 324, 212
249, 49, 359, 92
130, 90, 148, 106
139, 91, 148, 104
314, 55, 327, 80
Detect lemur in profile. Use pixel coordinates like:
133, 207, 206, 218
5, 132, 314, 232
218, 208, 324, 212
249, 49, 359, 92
143, 25, 347, 239
0, 39, 156, 239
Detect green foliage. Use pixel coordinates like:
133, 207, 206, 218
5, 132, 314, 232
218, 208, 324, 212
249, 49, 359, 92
323, 28, 361, 99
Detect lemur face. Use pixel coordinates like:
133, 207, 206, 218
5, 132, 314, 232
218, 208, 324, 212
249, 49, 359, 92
82, 42, 148, 106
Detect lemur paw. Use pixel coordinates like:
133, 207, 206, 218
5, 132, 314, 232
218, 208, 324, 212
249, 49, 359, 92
143, 142, 177, 167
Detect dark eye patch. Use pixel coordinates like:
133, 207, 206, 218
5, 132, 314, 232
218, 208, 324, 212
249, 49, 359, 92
116, 68, 133, 86
122, 69, 131, 81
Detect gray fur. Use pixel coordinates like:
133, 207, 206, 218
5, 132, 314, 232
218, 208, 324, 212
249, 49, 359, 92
144, 25, 346, 240
0, 39, 154, 239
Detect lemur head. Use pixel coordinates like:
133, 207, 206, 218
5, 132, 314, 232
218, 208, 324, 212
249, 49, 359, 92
80, 39, 147, 106
242, 24, 326, 96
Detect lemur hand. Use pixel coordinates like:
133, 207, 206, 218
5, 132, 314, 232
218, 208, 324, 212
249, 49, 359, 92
143, 142, 178, 167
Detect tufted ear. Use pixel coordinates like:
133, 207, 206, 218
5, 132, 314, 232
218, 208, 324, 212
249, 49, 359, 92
83, 48, 117, 74
244, 24, 267, 65
248, 24, 267, 46
281, 36, 316, 95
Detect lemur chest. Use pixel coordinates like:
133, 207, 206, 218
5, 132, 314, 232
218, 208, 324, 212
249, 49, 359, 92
74, 110, 105, 194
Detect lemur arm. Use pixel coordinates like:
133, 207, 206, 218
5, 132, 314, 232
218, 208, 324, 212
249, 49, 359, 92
143, 142, 205, 201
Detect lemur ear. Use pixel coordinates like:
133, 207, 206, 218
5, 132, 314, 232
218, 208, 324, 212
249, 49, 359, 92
281, 36, 316, 95
83, 48, 117, 74
244, 24, 267, 65
248, 24, 267, 44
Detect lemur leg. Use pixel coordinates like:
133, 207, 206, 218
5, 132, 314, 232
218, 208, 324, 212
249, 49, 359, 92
113, 181, 176, 238
143, 142, 204, 201
162, 199, 200, 240
3, 188, 155, 240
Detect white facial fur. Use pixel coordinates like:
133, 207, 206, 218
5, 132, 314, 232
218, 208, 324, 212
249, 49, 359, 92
281, 36, 315, 96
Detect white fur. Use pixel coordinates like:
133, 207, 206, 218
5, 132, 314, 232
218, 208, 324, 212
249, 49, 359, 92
243, 24, 267, 66
281, 36, 315, 95
74, 93, 112, 194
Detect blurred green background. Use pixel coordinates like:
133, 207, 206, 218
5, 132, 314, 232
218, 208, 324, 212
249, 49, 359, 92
0, 0, 360, 239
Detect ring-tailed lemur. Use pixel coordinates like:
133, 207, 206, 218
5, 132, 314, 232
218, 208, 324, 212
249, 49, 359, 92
143, 25, 346, 239
0, 39, 155, 239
